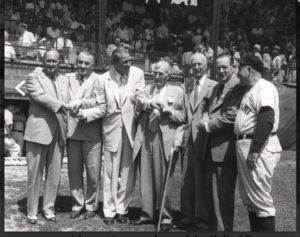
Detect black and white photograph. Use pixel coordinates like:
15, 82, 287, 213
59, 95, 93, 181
2, 0, 297, 235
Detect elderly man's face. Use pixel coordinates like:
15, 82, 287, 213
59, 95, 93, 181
77, 53, 94, 78
190, 55, 207, 79
152, 65, 168, 90
216, 57, 234, 82
44, 51, 60, 76
114, 52, 132, 75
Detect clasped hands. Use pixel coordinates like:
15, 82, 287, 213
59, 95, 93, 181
149, 100, 173, 115
61, 100, 85, 119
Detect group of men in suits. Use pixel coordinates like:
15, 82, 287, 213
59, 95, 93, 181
23, 47, 277, 232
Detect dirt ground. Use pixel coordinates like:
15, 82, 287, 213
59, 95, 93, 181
4, 150, 296, 233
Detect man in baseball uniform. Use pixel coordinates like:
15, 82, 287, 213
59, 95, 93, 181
234, 55, 282, 232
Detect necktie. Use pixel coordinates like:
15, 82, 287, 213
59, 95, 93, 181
194, 80, 200, 107
79, 76, 84, 86
50, 77, 59, 99
119, 75, 125, 105
216, 83, 225, 101
148, 108, 160, 133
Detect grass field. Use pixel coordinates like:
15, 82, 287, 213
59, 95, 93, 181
4, 150, 296, 232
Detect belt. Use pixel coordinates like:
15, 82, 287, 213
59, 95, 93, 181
237, 132, 276, 140
12, 130, 23, 133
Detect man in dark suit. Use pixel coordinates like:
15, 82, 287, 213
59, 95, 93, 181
66, 51, 104, 219
23, 50, 70, 224
179, 52, 217, 230
197, 54, 247, 231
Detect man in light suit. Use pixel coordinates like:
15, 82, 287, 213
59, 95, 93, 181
76, 47, 158, 225
23, 50, 70, 224
131, 61, 185, 231
197, 54, 247, 231
65, 51, 104, 219
179, 52, 217, 230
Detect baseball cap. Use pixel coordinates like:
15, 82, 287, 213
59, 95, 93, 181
237, 55, 264, 73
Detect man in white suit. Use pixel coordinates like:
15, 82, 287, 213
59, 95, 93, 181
131, 61, 185, 231
66, 51, 104, 219
76, 47, 159, 225
24, 50, 70, 224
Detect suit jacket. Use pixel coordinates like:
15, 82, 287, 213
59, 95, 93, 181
180, 75, 217, 158
82, 66, 147, 153
24, 67, 69, 145
207, 75, 246, 162
132, 84, 185, 161
66, 72, 102, 141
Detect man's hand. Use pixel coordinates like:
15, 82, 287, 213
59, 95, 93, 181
161, 104, 173, 115
76, 109, 87, 120
150, 101, 161, 110
60, 103, 74, 113
247, 152, 259, 170
173, 141, 181, 152
196, 119, 206, 129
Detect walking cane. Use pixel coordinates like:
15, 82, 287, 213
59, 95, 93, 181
157, 147, 176, 232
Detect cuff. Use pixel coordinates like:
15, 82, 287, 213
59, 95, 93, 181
205, 121, 211, 133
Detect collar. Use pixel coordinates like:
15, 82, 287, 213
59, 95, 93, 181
194, 74, 206, 87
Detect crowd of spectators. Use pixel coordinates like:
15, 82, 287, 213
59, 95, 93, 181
4, 0, 296, 84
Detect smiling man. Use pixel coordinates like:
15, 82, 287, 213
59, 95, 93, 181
196, 54, 247, 231
24, 49, 70, 224
75, 47, 157, 225
65, 51, 104, 220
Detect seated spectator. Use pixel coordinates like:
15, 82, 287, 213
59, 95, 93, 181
115, 22, 130, 44
46, 25, 61, 40
4, 30, 16, 60
156, 21, 170, 51
143, 23, 154, 53
54, 30, 73, 62
25, 0, 35, 16
135, 2, 146, 17
192, 28, 202, 46
4, 108, 21, 158
122, 0, 134, 15
106, 37, 121, 57
271, 45, 284, 82
141, 13, 155, 29
262, 46, 272, 80
7, 105, 26, 156
253, 44, 262, 61
17, 23, 36, 58
36, 39, 52, 60
286, 47, 296, 84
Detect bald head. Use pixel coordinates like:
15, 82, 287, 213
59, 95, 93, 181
189, 53, 207, 66
189, 53, 207, 79
44, 49, 60, 76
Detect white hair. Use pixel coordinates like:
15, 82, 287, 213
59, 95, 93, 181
189, 52, 207, 65
151, 60, 172, 75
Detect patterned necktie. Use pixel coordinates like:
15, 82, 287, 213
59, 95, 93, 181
79, 76, 84, 86
216, 83, 225, 101
194, 79, 200, 107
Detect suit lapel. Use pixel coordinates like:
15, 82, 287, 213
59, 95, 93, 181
108, 69, 121, 107
80, 72, 98, 99
188, 89, 195, 112
38, 71, 59, 99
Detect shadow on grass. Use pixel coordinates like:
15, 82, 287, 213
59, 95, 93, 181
16, 195, 162, 220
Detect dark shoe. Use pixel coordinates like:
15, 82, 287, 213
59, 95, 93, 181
130, 218, 154, 225
194, 222, 209, 230
70, 210, 83, 219
103, 217, 115, 225
177, 217, 193, 228
161, 223, 172, 232
84, 210, 96, 219
116, 213, 129, 224
43, 213, 56, 222
26, 216, 37, 224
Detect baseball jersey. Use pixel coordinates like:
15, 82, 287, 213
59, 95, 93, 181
234, 79, 279, 135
